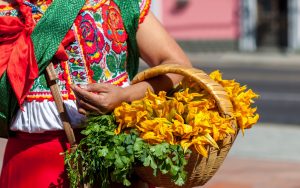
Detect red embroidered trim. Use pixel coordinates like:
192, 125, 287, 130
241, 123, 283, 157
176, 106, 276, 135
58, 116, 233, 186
0, 4, 14, 10
26, 91, 69, 102
139, 0, 151, 24
60, 61, 76, 100
105, 72, 128, 86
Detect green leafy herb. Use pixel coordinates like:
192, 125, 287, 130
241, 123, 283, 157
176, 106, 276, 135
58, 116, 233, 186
65, 114, 190, 187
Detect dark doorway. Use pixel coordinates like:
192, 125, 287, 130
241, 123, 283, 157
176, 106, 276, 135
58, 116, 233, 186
256, 0, 288, 50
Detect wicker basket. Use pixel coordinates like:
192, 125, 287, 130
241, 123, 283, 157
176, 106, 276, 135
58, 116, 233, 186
131, 64, 239, 188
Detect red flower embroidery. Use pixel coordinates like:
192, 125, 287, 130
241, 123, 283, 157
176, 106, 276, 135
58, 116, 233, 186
102, 2, 127, 54
69, 58, 84, 66
76, 12, 105, 64
72, 71, 85, 80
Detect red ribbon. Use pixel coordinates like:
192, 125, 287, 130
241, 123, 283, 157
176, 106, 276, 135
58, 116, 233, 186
0, 2, 74, 107
0, 15, 38, 108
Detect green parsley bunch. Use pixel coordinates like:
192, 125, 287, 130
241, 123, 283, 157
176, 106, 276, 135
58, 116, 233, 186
65, 115, 189, 188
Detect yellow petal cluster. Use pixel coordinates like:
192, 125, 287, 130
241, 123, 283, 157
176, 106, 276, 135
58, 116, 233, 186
114, 70, 259, 157
209, 70, 259, 134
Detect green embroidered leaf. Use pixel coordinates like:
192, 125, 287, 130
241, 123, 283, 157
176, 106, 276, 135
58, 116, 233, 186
94, 13, 101, 22
106, 54, 118, 74
91, 65, 103, 81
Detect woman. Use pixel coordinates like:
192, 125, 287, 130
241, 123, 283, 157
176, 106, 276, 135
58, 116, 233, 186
0, 0, 191, 187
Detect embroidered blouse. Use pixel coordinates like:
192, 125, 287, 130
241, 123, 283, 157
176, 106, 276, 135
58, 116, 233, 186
0, 0, 151, 133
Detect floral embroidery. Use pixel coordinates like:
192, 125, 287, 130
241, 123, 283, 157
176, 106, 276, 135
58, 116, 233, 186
76, 11, 105, 67
0, 0, 152, 102
74, 0, 129, 84
72, 71, 86, 80
66, 40, 89, 85
106, 72, 128, 86
102, 2, 127, 54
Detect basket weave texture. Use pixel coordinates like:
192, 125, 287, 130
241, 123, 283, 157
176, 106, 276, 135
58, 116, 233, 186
131, 64, 239, 188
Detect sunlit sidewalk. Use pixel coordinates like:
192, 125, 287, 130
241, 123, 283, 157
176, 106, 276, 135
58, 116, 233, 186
203, 123, 300, 188
204, 157, 300, 188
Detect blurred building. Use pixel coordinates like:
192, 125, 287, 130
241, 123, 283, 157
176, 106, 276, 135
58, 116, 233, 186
152, 0, 300, 52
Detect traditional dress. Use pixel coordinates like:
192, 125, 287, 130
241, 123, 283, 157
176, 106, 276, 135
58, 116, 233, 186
0, 0, 151, 187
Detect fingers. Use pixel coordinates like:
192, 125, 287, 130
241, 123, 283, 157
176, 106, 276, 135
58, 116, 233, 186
71, 84, 100, 105
76, 98, 105, 115
78, 107, 87, 115
77, 107, 104, 116
85, 83, 110, 93
71, 84, 109, 115
71, 84, 121, 115
77, 99, 104, 114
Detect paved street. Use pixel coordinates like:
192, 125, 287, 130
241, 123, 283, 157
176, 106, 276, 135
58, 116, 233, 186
204, 157, 300, 188
203, 123, 300, 188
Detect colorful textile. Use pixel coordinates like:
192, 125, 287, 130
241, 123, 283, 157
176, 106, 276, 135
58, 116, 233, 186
0, 0, 86, 138
0, 0, 151, 102
0, 1, 152, 187
0, 0, 151, 136
0, 0, 85, 106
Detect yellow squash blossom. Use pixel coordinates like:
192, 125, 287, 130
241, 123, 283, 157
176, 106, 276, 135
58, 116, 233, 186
114, 70, 259, 157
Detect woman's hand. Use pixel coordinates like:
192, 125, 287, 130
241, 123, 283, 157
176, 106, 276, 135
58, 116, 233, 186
70, 83, 127, 115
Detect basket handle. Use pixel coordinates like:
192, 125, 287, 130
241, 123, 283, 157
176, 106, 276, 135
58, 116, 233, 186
131, 64, 233, 117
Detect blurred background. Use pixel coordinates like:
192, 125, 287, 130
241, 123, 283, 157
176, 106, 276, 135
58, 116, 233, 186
148, 0, 300, 187
0, 0, 299, 187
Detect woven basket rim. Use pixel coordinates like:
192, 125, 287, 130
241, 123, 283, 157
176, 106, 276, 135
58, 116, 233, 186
132, 64, 234, 117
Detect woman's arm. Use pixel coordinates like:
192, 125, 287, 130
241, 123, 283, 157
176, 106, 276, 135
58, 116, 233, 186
121, 11, 192, 101
72, 11, 192, 115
